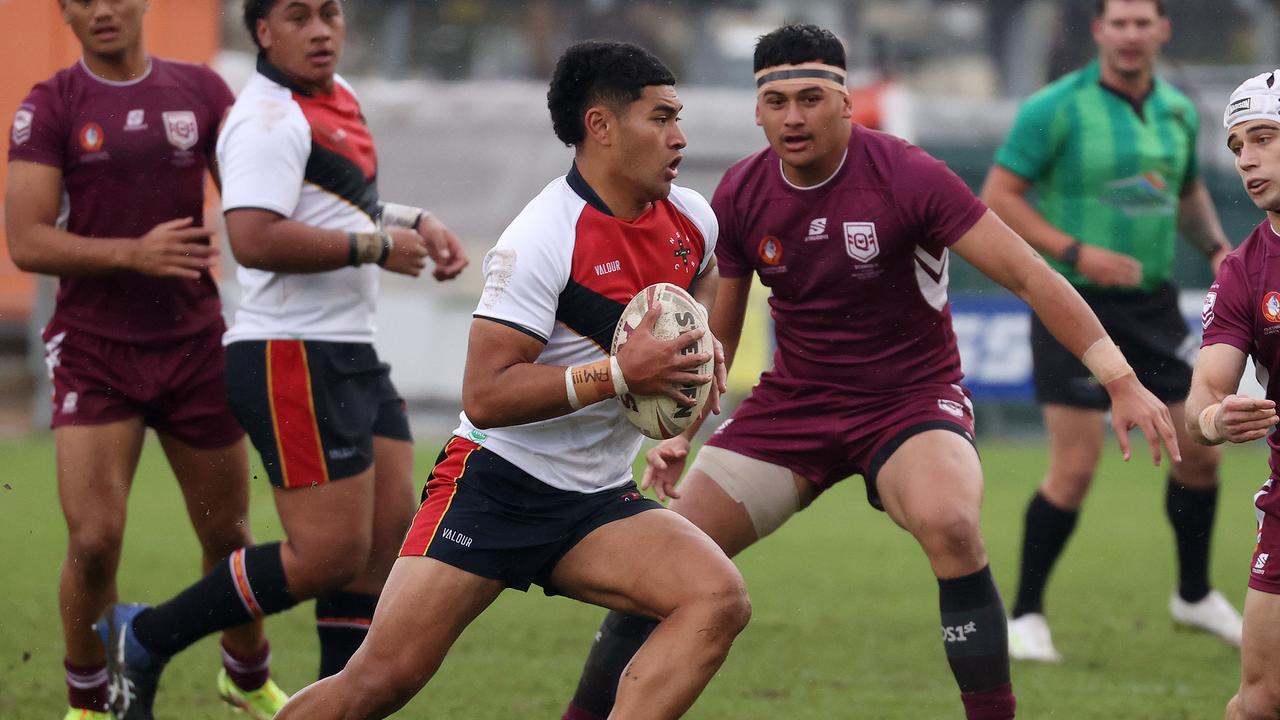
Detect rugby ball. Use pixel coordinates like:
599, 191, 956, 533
611, 283, 713, 439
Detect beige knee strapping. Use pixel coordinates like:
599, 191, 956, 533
690, 445, 801, 539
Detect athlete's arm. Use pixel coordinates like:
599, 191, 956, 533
953, 209, 1180, 464
1185, 344, 1277, 445
5, 160, 216, 278
981, 164, 1142, 288
463, 309, 711, 429
1177, 179, 1232, 274
223, 208, 427, 276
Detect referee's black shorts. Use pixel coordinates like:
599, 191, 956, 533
1031, 281, 1194, 410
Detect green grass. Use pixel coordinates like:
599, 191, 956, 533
0, 432, 1266, 718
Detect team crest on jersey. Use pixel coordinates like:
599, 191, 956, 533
1201, 291, 1217, 329
78, 122, 104, 152
162, 111, 198, 150
1264, 292, 1280, 324
844, 222, 879, 262
11, 107, 33, 145
758, 235, 783, 265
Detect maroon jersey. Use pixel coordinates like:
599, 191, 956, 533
713, 125, 988, 391
1200, 221, 1280, 478
8, 58, 235, 344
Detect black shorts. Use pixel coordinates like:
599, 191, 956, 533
224, 339, 411, 489
1031, 282, 1194, 409
399, 436, 663, 593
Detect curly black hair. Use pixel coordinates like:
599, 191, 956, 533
547, 41, 676, 147
243, 0, 279, 48
753, 23, 846, 73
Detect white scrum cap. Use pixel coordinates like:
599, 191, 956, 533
1224, 69, 1280, 129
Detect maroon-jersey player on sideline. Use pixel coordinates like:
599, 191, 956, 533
561, 23, 1179, 720
1188, 69, 1280, 720
4, 1, 286, 719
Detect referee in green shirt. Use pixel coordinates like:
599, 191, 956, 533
983, 0, 1239, 662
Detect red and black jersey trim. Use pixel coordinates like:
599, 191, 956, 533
567, 162, 612, 216
256, 53, 310, 96
304, 144, 380, 220
556, 279, 625, 352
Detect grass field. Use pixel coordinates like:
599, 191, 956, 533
0, 431, 1268, 719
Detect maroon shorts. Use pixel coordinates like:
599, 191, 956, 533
1249, 477, 1280, 594
705, 375, 976, 510
43, 319, 244, 449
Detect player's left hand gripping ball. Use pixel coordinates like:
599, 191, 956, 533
612, 283, 714, 439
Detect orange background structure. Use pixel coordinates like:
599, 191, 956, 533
0, 0, 223, 324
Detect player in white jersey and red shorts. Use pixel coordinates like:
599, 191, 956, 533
90, 2, 468, 718
5, 1, 284, 718
561, 24, 1180, 720
273, 40, 752, 720
1187, 70, 1280, 720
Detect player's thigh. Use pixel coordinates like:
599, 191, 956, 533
549, 509, 746, 620
672, 449, 814, 558
345, 555, 504, 697
875, 429, 986, 571
273, 467, 377, 592
1239, 588, 1280, 707
157, 433, 253, 552
1042, 403, 1107, 482
56, 419, 147, 548
1166, 402, 1221, 487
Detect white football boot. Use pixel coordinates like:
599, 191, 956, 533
1007, 613, 1063, 663
1170, 590, 1243, 647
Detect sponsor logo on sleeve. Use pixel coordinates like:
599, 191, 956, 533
843, 221, 880, 262
11, 107, 33, 145
1255, 553, 1269, 575
1263, 291, 1280, 324
162, 110, 198, 150
1201, 291, 1217, 329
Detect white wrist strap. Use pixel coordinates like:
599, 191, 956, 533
1199, 403, 1224, 444
1081, 337, 1134, 385
565, 367, 583, 411
610, 355, 629, 396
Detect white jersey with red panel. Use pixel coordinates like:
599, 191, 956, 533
456, 165, 717, 493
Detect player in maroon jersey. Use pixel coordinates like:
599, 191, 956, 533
1188, 70, 1280, 720
4, 1, 285, 719
561, 24, 1179, 720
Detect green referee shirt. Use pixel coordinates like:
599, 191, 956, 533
995, 60, 1199, 291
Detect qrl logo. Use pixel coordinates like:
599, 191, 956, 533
844, 222, 879, 262
163, 110, 198, 151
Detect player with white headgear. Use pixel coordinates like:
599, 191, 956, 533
1186, 69, 1280, 720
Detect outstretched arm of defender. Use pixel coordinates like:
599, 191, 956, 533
224, 208, 428, 276
1186, 344, 1277, 445
953, 209, 1180, 465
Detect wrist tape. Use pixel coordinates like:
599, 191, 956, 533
1081, 337, 1134, 385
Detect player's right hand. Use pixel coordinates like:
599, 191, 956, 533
1077, 245, 1143, 287
1215, 394, 1279, 444
381, 227, 429, 277
1104, 374, 1181, 465
616, 299, 713, 406
641, 436, 691, 502
132, 217, 217, 280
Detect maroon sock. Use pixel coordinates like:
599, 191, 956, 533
65, 658, 109, 711
562, 703, 608, 720
222, 639, 271, 692
961, 682, 1016, 720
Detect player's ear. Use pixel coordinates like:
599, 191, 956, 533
1156, 16, 1171, 44
256, 18, 272, 50
754, 99, 763, 128
584, 105, 613, 147
840, 91, 853, 121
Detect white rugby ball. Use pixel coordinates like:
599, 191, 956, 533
611, 283, 713, 439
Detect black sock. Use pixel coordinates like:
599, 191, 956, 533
564, 611, 659, 718
1011, 491, 1079, 618
316, 591, 378, 679
132, 543, 299, 658
939, 566, 1010, 693
1166, 477, 1218, 603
